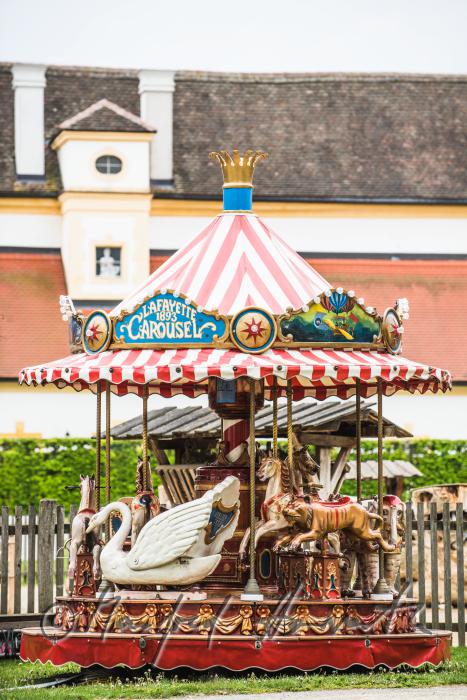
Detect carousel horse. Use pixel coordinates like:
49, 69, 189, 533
68, 475, 102, 585
130, 457, 160, 547
239, 452, 300, 561
289, 434, 320, 493
86, 476, 240, 587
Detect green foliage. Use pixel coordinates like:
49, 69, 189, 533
0, 438, 159, 509
0, 437, 466, 509
344, 439, 467, 500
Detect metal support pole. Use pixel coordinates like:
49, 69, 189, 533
142, 385, 149, 490
372, 377, 390, 595
272, 377, 278, 459
242, 378, 262, 600
356, 378, 362, 503
95, 381, 102, 511
105, 382, 111, 541
286, 380, 293, 480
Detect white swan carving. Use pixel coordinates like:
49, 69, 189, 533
86, 476, 240, 587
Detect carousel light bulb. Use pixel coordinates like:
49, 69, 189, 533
336, 287, 343, 294
62, 314, 69, 322
357, 298, 365, 305
398, 326, 405, 334
313, 296, 321, 304
161, 288, 167, 295
324, 289, 332, 297
301, 304, 309, 312
348, 290, 355, 297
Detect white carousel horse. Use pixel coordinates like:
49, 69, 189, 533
239, 455, 296, 560
86, 476, 240, 587
68, 475, 102, 584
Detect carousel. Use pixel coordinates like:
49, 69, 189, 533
19, 150, 452, 671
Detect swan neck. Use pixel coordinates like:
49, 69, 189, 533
102, 502, 131, 551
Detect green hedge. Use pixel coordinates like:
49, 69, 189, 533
0, 438, 152, 510
0, 438, 466, 509
344, 438, 467, 500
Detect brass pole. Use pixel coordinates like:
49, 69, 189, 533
142, 385, 149, 490
105, 382, 111, 540
272, 377, 278, 459
356, 378, 362, 503
242, 378, 262, 599
95, 381, 102, 511
372, 377, 390, 594
286, 380, 293, 480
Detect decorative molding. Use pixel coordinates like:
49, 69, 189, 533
3, 197, 467, 219
52, 130, 154, 150
150, 199, 467, 219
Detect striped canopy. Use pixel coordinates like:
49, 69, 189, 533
110, 213, 330, 317
19, 347, 451, 400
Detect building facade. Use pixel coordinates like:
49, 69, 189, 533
1, 64, 466, 437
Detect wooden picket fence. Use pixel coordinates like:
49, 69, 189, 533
0, 499, 465, 645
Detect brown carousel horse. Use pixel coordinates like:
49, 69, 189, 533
129, 457, 160, 547
68, 475, 102, 585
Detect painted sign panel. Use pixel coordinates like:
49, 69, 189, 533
280, 291, 381, 345
114, 292, 227, 346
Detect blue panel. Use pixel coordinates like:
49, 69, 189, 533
114, 292, 227, 346
223, 187, 253, 211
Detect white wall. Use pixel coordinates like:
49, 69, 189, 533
0, 213, 61, 247
0, 387, 207, 438
2, 387, 465, 439
150, 215, 467, 255
56, 139, 150, 193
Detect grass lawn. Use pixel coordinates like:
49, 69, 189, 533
0, 647, 466, 699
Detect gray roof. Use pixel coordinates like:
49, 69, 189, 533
110, 396, 411, 442
346, 460, 422, 479
1, 64, 467, 201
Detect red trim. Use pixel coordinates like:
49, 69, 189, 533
20, 631, 450, 671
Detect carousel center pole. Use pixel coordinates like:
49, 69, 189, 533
372, 377, 391, 596
242, 378, 263, 600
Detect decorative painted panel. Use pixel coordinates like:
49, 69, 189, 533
280, 291, 382, 347
113, 291, 228, 347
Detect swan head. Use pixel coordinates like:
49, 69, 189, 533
85, 509, 107, 533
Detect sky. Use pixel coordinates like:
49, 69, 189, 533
0, 0, 466, 74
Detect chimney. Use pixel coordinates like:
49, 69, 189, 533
11, 64, 46, 179
138, 70, 175, 186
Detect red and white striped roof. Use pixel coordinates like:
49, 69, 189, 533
111, 213, 330, 317
19, 347, 451, 400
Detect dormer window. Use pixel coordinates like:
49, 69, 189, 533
95, 155, 122, 175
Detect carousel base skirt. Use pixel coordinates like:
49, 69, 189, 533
21, 629, 451, 671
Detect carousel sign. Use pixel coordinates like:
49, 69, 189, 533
113, 291, 228, 348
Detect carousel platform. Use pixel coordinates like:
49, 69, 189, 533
20, 594, 452, 671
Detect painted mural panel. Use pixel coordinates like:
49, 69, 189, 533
280, 291, 381, 345
114, 292, 227, 346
